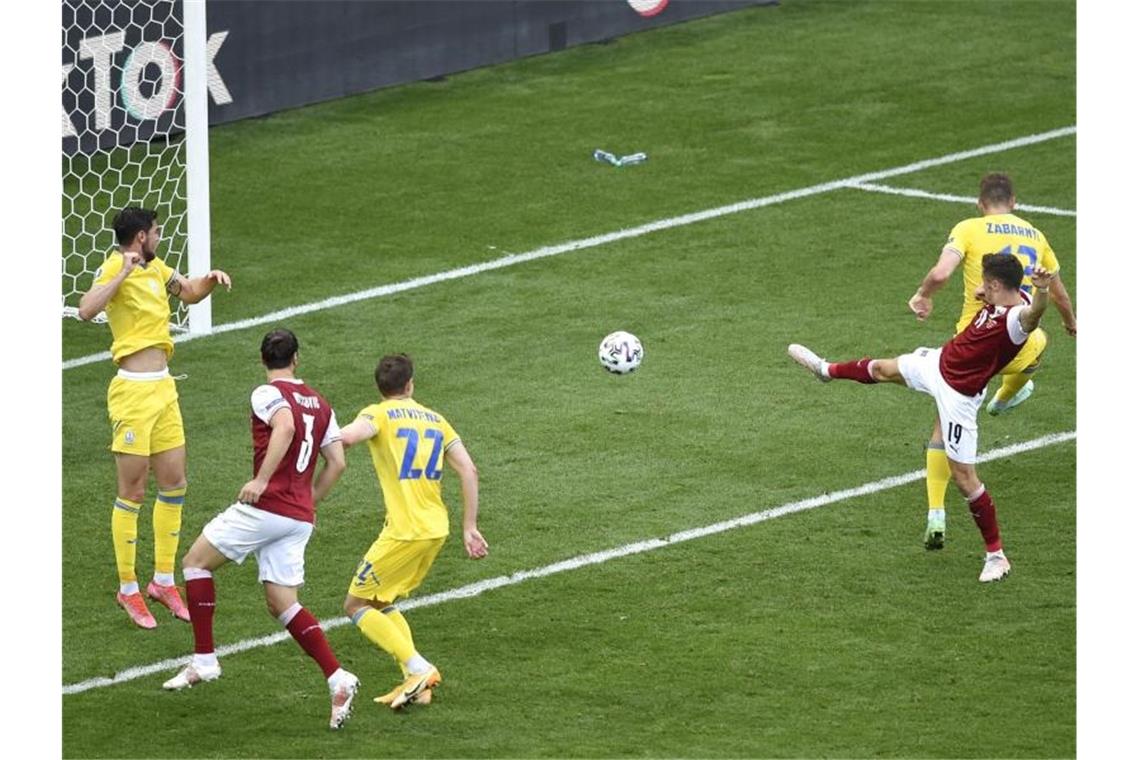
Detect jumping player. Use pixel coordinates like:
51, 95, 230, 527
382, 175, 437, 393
78, 207, 232, 628
790, 253, 1055, 582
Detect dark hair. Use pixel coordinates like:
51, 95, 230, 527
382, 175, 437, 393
113, 207, 158, 245
261, 328, 299, 369
375, 354, 414, 396
978, 173, 1014, 208
981, 252, 1024, 291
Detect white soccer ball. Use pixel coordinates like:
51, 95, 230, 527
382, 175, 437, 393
598, 331, 644, 374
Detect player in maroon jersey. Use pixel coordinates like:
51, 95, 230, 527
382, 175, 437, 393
162, 329, 360, 729
787, 253, 1055, 582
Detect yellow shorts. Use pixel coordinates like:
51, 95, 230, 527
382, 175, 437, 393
346, 535, 446, 603
999, 326, 1047, 376
107, 370, 185, 455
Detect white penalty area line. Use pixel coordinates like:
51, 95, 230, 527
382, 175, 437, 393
62, 429, 1076, 696
849, 182, 1077, 218
61, 126, 1077, 372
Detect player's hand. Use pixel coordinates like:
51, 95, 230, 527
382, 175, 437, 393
120, 250, 142, 274
207, 270, 232, 291
1029, 265, 1055, 291
463, 527, 488, 559
908, 293, 933, 321
1064, 319, 1076, 337
238, 477, 268, 505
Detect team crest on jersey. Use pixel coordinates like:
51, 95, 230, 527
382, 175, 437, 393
124, 430, 135, 445
150, 280, 160, 294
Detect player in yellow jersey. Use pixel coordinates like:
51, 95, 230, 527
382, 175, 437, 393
338, 353, 488, 709
78, 207, 232, 628
907, 174, 1076, 549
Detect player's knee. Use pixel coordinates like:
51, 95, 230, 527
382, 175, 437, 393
118, 483, 146, 503
343, 595, 365, 616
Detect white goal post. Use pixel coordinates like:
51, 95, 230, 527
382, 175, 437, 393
62, 0, 213, 334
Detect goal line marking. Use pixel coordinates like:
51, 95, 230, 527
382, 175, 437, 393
62, 126, 1076, 371
849, 182, 1077, 217
61, 429, 1076, 695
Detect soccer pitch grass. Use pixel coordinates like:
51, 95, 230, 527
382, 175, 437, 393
61, 1, 1075, 756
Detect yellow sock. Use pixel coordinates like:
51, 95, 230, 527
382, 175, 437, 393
382, 606, 415, 676
925, 445, 950, 512
352, 607, 415, 663
994, 372, 1032, 404
112, 497, 142, 585
153, 487, 186, 576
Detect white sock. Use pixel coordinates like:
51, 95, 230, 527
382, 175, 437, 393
192, 652, 218, 670
986, 549, 1006, 560
404, 653, 432, 675
120, 581, 139, 595
928, 508, 945, 521
153, 572, 175, 586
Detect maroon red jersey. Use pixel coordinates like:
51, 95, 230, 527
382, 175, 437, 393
939, 302, 1030, 396
249, 378, 340, 524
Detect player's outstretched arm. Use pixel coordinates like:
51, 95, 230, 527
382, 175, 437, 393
169, 269, 232, 304
1049, 274, 1077, 337
908, 247, 962, 321
77, 251, 140, 320
445, 442, 487, 559
312, 440, 346, 505
239, 407, 295, 504
1018, 266, 1055, 334
337, 419, 377, 448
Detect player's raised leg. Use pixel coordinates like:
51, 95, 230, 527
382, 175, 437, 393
265, 582, 359, 729
924, 418, 950, 550
163, 534, 229, 689
787, 345, 908, 385
147, 444, 190, 621
112, 453, 157, 629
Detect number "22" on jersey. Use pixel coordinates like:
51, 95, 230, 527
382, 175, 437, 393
395, 427, 444, 480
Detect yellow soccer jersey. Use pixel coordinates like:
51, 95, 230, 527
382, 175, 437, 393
357, 397, 461, 541
945, 213, 1060, 333
92, 250, 177, 364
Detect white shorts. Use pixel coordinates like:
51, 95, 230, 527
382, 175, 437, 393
202, 502, 314, 587
896, 347, 984, 464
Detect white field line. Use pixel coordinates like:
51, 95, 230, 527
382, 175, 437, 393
62, 126, 1076, 371
850, 182, 1077, 217
62, 429, 1076, 696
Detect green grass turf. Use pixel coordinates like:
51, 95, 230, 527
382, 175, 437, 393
61, 0, 1076, 756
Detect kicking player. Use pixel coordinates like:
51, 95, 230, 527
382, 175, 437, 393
338, 354, 488, 709
78, 207, 231, 628
906, 173, 1076, 548
790, 253, 1055, 582
162, 329, 360, 730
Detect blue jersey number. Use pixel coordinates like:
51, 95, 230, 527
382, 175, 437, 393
997, 244, 1038, 295
395, 427, 445, 481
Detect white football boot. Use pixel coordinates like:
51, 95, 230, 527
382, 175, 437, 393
163, 661, 221, 690
979, 553, 1011, 583
329, 670, 360, 730
787, 344, 831, 382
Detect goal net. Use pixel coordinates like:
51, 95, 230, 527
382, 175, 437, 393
62, 0, 212, 334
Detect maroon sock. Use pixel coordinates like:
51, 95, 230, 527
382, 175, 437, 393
968, 490, 1003, 552
186, 577, 216, 654
286, 607, 341, 679
827, 358, 877, 384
